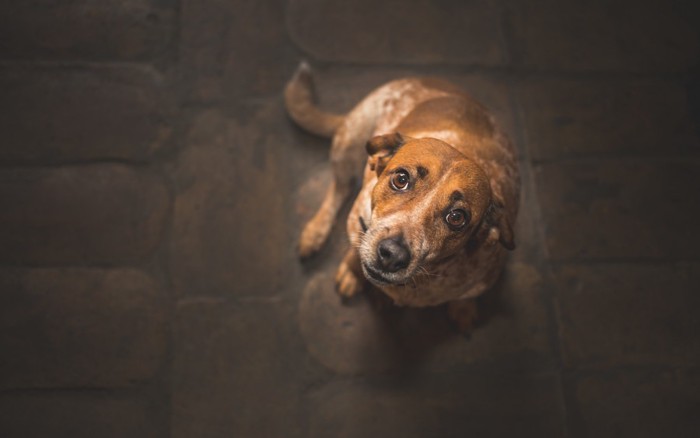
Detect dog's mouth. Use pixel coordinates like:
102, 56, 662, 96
361, 263, 409, 286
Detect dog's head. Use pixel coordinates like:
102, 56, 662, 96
359, 133, 515, 287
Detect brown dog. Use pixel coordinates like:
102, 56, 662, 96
285, 63, 520, 331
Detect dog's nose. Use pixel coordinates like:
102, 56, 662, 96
377, 237, 411, 272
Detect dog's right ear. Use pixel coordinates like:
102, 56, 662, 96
483, 198, 515, 250
366, 133, 410, 175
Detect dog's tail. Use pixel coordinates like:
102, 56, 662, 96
284, 61, 345, 139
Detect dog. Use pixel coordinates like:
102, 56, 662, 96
285, 62, 520, 331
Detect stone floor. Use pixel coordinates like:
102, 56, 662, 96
1, 0, 699, 437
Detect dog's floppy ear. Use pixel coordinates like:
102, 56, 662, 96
482, 198, 515, 250
366, 133, 410, 175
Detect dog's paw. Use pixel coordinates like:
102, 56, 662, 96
335, 262, 362, 299
447, 299, 479, 333
298, 221, 328, 259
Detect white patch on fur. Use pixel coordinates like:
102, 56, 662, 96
359, 81, 451, 136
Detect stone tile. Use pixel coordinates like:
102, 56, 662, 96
553, 263, 700, 369
287, 0, 505, 66
0, 268, 167, 389
566, 368, 700, 437
534, 161, 700, 260
308, 372, 566, 438
506, 0, 699, 72
0, 65, 173, 165
179, 0, 298, 101
518, 79, 700, 161
0, 393, 166, 438
0, 0, 175, 61
171, 104, 320, 298
0, 165, 169, 265
172, 300, 311, 438
299, 260, 554, 376
512, 168, 543, 261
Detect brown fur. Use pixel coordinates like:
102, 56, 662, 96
286, 63, 520, 331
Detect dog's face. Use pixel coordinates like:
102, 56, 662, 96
359, 134, 514, 287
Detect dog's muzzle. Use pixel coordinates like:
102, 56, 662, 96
361, 235, 412, 286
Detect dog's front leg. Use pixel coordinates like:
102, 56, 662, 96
298, 177, 352, 258
298, 121, 369, 258
334, 248, 365, 299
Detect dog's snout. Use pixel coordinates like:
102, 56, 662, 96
377, 237, 411, 272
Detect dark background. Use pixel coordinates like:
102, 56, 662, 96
1, 0, 699, 437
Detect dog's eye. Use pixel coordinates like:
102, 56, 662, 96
445, 209, 470, 230
390, 170, 410, 191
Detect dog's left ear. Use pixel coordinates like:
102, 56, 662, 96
366, 133, 410, 175
483, 198, 515, 250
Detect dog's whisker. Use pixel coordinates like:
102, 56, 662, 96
417, 265, 441, 278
